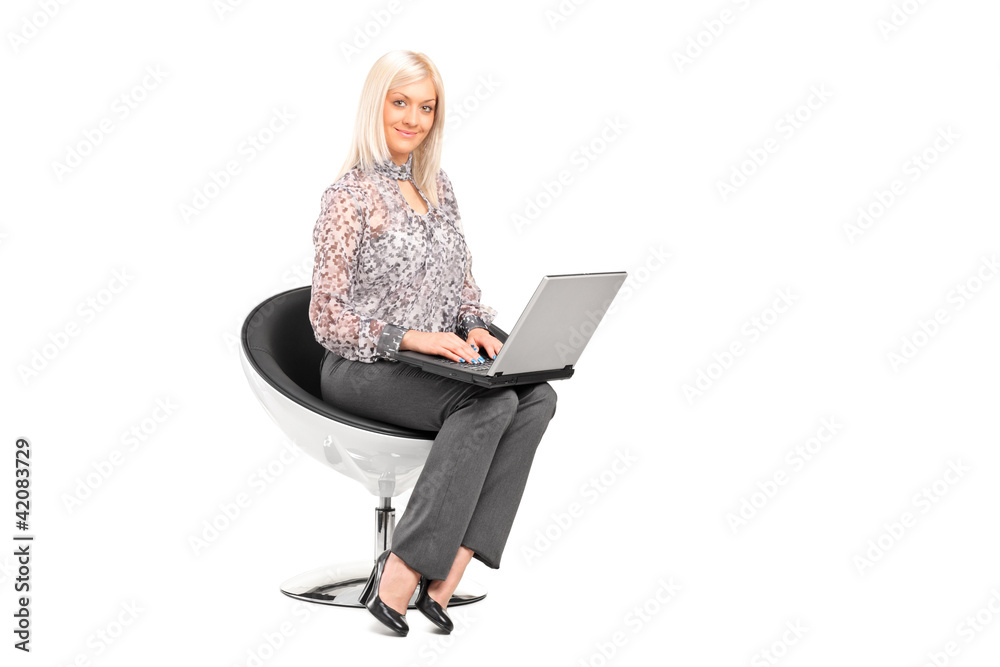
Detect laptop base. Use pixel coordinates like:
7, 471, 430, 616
391, 350, 574, 387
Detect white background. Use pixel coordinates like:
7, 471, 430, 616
3, 0, 1000, 664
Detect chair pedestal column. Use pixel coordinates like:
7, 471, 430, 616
280, 498, 487, 608
375, 496, 394, 560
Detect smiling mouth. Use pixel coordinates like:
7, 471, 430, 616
396, 129, 416, 137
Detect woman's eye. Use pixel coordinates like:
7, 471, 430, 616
392, 100, 432, 112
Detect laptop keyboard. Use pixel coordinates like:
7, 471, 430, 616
438, 357, 493, 373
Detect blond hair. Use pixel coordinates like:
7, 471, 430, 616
336, 50, 446, 208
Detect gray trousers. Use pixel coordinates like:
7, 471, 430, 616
319, 350, 558, 581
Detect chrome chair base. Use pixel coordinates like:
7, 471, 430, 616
280, 561, 487, 608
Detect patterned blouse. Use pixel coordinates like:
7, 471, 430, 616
309, 152, 497, 363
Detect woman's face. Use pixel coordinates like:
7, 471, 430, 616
383, 77, 436, 164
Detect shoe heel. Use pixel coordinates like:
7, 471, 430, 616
358, 568, 376, 605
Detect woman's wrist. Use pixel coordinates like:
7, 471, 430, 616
399, 329, 418, 351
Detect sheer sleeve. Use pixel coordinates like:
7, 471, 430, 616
309, 184, 408, 362
438, 170, 498, 340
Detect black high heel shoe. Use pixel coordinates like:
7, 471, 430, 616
415, 576, 454, 634
358, 549, 409, 636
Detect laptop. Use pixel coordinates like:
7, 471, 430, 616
392, 272, 628, 387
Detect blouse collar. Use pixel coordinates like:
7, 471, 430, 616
373, 152, 413, 181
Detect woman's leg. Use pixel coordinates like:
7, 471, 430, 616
387, 384, 524, 582
428, 382, 558, 606
425, 545, 474, 609
321, 351, 485, 433
320, 353, 508, 612
319, 353, 556, 611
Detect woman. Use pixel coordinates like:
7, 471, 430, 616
309, 50, 558, 636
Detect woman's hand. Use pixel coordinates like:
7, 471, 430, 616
399, 328, 503, 363
466, 327, 502, 361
